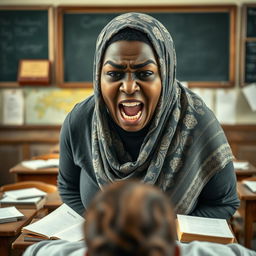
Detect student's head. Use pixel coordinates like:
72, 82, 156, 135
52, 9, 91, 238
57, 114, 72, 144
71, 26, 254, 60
94, 13, 177, 132
84, 180, 179, 256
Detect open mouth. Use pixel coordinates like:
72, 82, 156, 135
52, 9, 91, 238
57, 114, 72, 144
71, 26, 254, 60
119, 101, 143, 121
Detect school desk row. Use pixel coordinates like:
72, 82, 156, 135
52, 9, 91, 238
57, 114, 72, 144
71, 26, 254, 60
0, 180, 255, 256
9, 160, 256, 186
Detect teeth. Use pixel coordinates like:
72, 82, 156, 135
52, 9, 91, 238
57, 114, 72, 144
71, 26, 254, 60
121, 102, 141, 107
121, 110, 142, 121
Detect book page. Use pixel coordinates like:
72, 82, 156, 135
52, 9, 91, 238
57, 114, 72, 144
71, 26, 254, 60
0, 206, 24, 220
4, 188, 46, 200
22, 204, 85, 239
53, 222, 84, 241
177, 215, 234, 238
21, 159, 59, 169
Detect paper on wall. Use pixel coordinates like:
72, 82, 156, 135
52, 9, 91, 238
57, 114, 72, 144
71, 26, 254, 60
242, 83, 256, 111
215, 89, 237, 124
3, 89, 24, 125
192, 88, 214, 111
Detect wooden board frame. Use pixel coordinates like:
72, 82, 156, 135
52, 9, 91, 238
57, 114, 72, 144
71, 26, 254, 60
0, 6, 54, 88
56, 5, 237, 88
240, 4, 256, 86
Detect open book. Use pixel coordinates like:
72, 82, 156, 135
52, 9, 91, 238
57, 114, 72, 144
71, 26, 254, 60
3, 188, 46, 200
22, 203, 84, 242
242, 180, 256, 193
176, 215, 235, 244
21, 158, 59, 169
0, 206, 24, 224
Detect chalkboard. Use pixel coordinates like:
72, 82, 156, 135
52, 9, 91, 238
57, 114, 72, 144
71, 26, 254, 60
241, 4, 256, 85
58, 6, 236, 88
0, 9, 49, 83
245, 42, 256, 83
247, 7, 256, 37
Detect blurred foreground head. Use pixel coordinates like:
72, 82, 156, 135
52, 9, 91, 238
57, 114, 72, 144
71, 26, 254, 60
84, 180, 177, 256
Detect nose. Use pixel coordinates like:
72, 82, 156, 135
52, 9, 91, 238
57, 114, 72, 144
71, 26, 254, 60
119, 73, 139, 95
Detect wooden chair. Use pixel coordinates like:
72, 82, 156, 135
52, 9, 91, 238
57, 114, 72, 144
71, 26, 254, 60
0, 181, 57, 193
31, 153, 59, 160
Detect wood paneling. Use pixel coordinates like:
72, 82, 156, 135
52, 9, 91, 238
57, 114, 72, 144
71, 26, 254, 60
0, 125, 255, 186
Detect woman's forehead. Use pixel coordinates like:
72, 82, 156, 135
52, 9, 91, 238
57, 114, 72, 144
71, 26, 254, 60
103, 41, 157, 63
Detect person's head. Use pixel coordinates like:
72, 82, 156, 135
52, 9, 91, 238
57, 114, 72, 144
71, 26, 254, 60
101, 28, 162, 132
94, 13, 177, 132
84, 180, 179, 256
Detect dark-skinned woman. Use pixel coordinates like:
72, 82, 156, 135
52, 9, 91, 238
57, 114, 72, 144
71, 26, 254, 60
58, 12, 239, 219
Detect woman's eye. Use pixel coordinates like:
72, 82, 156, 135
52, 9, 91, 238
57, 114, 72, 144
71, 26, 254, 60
136, 71, 153, 80
106, 71, 124, 80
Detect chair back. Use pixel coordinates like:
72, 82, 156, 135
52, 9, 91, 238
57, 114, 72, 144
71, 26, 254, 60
0, 181, 57, 193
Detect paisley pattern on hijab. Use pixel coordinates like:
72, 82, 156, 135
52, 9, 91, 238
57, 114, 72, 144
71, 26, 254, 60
91, 12, 233, 214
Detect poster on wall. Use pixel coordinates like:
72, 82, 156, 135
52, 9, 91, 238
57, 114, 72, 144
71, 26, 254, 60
2, 89, 24, 125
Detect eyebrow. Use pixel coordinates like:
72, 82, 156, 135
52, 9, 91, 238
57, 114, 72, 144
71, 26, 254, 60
103, 60, 157, 69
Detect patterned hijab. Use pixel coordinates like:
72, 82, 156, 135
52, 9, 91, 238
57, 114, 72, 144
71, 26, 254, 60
92, 13, 233, 214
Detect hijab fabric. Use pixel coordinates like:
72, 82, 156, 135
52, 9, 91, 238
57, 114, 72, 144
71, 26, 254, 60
92, 13, 233, 214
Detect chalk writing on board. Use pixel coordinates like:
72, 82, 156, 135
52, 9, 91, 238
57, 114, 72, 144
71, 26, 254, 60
0, 10, 48, 82
245, 41, 256, 83
247, 7, 256, 37
63, 12, 230, 83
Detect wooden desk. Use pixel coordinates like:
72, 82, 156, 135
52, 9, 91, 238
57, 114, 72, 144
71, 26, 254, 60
237, 180, 256, 248
12, 192, 63, 254
234, 161, 256, 181
0, 209, 37, 256
45, 191, 62, 212
10, 164, 58, 185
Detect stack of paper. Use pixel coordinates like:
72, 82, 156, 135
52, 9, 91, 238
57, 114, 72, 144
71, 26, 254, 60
21, 159, 59, 169
0, 188, 47, 210
0, 206, 24, 224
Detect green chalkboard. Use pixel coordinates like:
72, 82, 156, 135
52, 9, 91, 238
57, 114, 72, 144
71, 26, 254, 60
60, 7, 234, 87
0, 9, 49, 82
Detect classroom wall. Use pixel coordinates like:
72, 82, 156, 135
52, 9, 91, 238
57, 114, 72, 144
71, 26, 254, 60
0, 0, 256, 124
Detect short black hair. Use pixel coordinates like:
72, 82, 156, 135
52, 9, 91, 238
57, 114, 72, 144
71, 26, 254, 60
106, 27, 152, 47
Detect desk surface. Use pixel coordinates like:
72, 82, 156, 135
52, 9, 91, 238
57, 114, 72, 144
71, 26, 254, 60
0, 209, 37, 237
234, 161, 256, 177
237, 180, 256, 200
45, 191, 62, 211
10, 164, 58, 174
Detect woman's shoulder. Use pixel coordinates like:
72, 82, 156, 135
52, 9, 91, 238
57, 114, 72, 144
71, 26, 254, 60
67, 95, 95, 124
61, 95, 95, 134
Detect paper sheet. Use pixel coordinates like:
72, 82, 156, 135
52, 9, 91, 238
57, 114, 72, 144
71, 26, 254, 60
233, 161, 249, 170
215, 89, 237, 124
192, 88, 214, 111
3, 89, 24, 125
242, 83, 256, 111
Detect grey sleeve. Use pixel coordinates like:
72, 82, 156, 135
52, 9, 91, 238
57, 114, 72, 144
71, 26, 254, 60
178, 241, 256, 256
58, 114, 85, 215
190, 162, 240, 219
23, 240, 86, 256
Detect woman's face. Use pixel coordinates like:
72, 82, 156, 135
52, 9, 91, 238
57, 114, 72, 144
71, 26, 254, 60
100, 41, 162, 132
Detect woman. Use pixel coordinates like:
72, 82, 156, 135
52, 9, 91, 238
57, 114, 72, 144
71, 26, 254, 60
58, 12, 239, 218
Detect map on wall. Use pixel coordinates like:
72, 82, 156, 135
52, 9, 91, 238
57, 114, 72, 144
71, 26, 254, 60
25, 88, 93, 124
